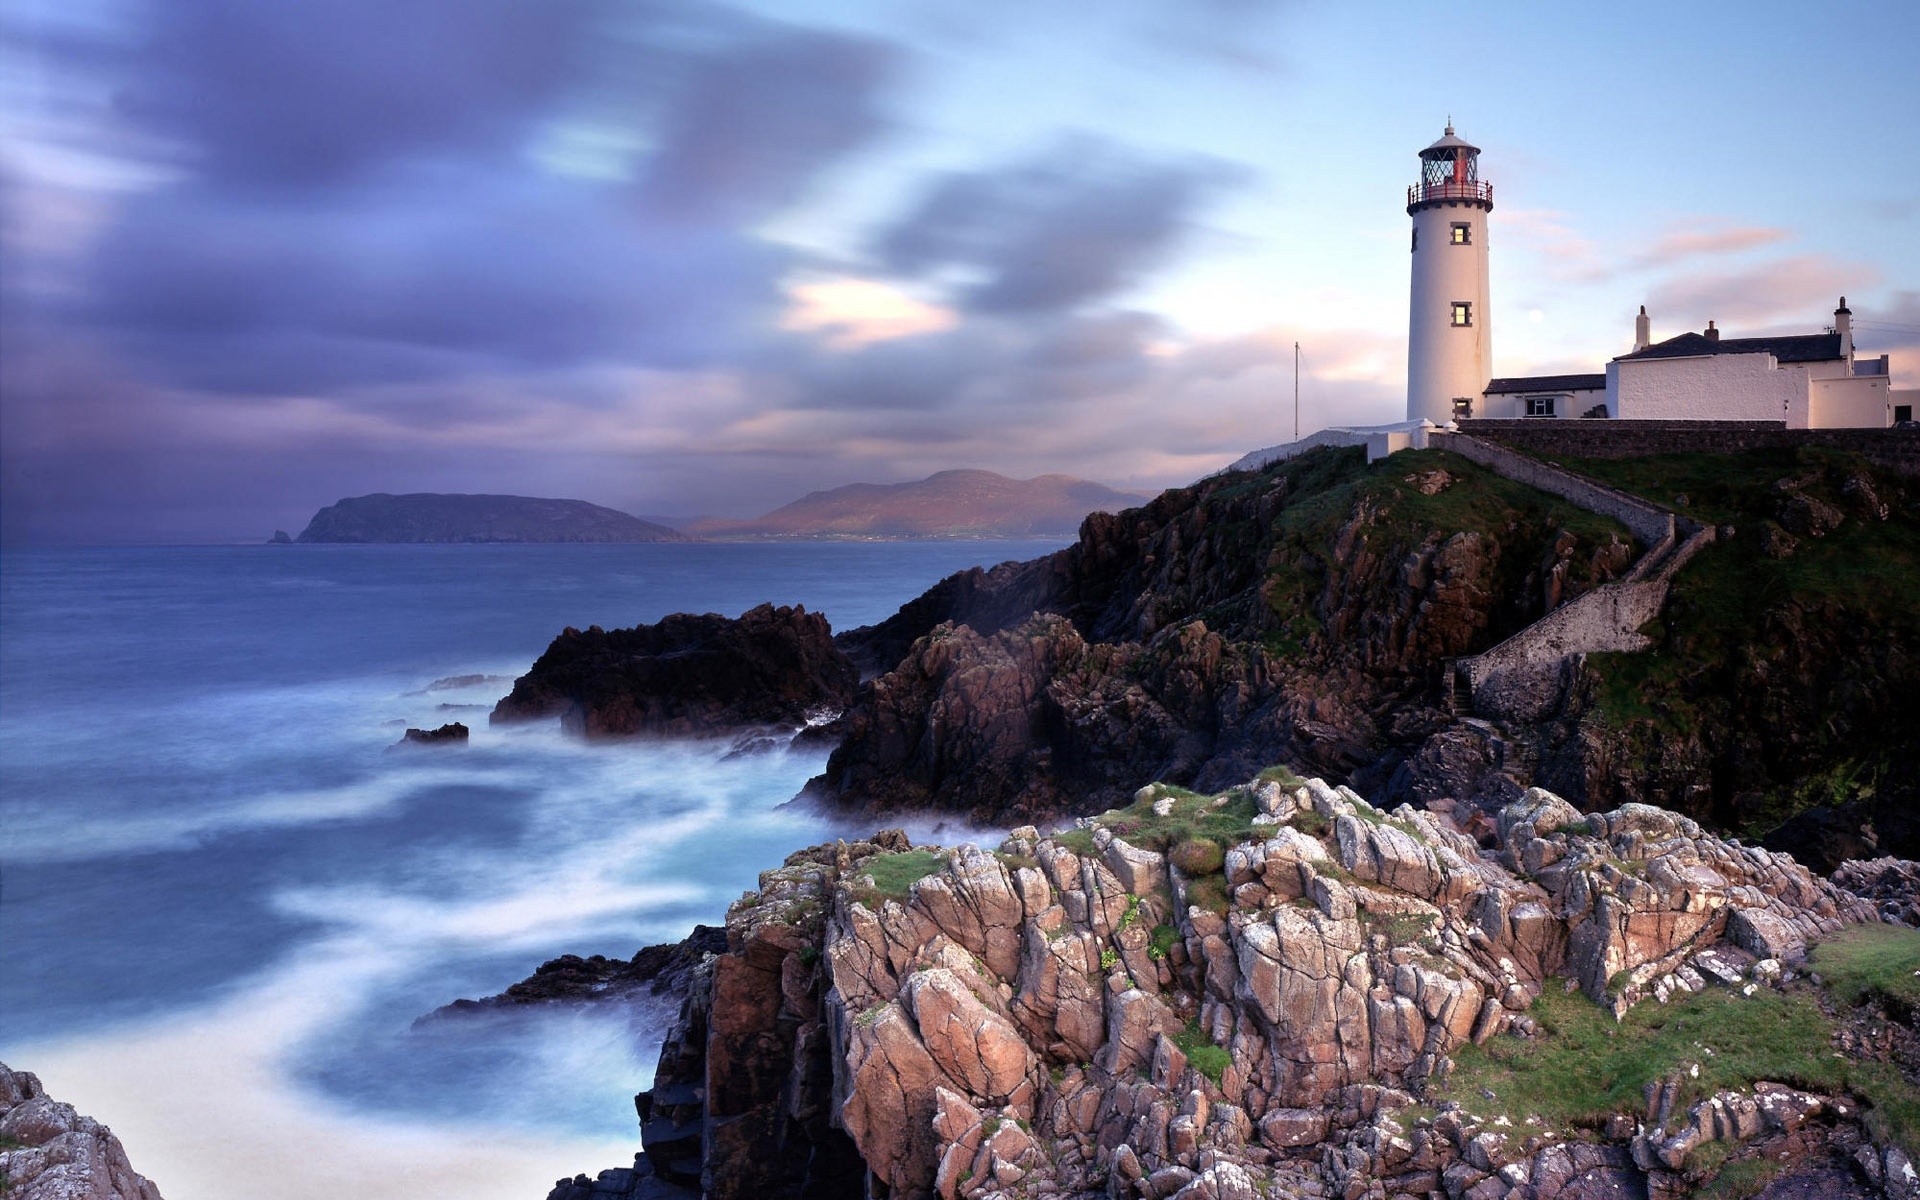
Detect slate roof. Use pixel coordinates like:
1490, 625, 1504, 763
1614, 331, 1843, 364
1484, 373, 1607, 395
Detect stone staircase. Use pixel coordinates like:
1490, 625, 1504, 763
1429, 431, 1716, 721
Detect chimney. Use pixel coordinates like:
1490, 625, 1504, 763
1705, 320, 1719, 343
1835, 296, 1853, 358
1634, 305, 1650, 352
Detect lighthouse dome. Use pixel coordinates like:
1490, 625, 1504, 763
1420, 124, 1480, 158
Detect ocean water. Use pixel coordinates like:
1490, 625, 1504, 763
0, 541, 1064, 1199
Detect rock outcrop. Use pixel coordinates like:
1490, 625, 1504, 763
396, 721, 469, 746
492, 604, 857, 739
427, 927, 727, 1019
0, 1063, 165, 1200
555, 776, 1905, 1200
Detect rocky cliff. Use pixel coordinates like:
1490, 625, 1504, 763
1523, 446, 1920, 869
550, 776, 1920, 1200
814, 447, 1635, 822
296, 492, 689, 543
1, 1062, 165, 1200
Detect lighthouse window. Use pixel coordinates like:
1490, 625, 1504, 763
1451, 301, 1473, 327
1450, 223, 1471, 245
1524, 395, 1557, 417
1411, 228, 1418, 252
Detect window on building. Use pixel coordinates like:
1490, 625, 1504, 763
1451, 301, 1473, 327
1452, 397, 1473, 420
1898, 405, 1914, 424
1524, 395, 1556, 418
1450, 223, 1471, 245
1411, 228, 1418, 252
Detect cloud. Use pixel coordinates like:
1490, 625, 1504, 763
1497, 208, 1608, 283
1645, 254, 1872, 331
117, 0, 595, 187
639, 28, 893, 225
876, 139, 1248, 314
1629, 221, 1788, 269
76, 172, 788, 392
779, 274, 958, 350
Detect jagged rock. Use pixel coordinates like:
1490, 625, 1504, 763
0, 1063, 165, 1200
492, 603, 855, 738
396, 721, 468, 746
541, 779, 1890, 1200
427, 925, 726, 1017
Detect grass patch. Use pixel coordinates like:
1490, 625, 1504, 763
1256, 765, 1306, 787
1173, 1018, 1232, 1086
995, 850, 1039, 874
1069, 784, 1266, 858
851, 849, 945, 903
1185, 875, 1231, 916
1812, 924, 1920, 1014
1170, 838, 1225, 876
1366, 910, 1438, 946
1051, 827, 1097, 858
1437, 983, 1844, 1132
1149, 923, 1180, 960
1689, 1142, 1787, 1200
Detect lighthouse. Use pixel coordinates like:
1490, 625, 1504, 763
1406, 124, 1493, 424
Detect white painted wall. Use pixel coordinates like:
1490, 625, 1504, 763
1810, 374, 1890, 428
1608, 353, 1802, 423
1407, 202, 1491, 424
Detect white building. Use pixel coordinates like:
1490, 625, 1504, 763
1602, 301, 1897, 428
1401, 126, 1909, 429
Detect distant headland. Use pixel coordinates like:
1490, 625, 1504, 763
687, 468, 1147, 539
289, 493, 690, 544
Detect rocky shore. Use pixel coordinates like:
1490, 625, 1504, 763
545, 775, 1920, 1200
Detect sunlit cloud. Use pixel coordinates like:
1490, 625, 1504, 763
779, 273, 959, 349
1646, 254, 1874, 331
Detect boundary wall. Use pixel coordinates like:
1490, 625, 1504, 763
1456, 419, 1920, 476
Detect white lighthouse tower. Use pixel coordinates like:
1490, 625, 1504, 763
1406, 124, 1493, 424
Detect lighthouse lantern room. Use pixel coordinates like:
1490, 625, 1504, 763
1407, 124, 1494, 425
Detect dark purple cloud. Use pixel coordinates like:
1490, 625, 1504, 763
78, 175, 788, 392
641, 30, 893, 225
876, 139, 1247, 313
118, 0, 593, 187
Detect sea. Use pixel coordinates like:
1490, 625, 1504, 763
0, 540, 1067, 1199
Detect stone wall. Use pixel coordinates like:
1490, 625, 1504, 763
1429, 430, 1675, 547
1456, 419, 1920, 475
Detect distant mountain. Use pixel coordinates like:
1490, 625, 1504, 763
688, 470, 1148, 539
294, 493, 690, 543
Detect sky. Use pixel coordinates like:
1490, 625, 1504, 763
2, 0, 1916, 543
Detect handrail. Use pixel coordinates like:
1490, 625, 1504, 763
1407, 180, 1494, 207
